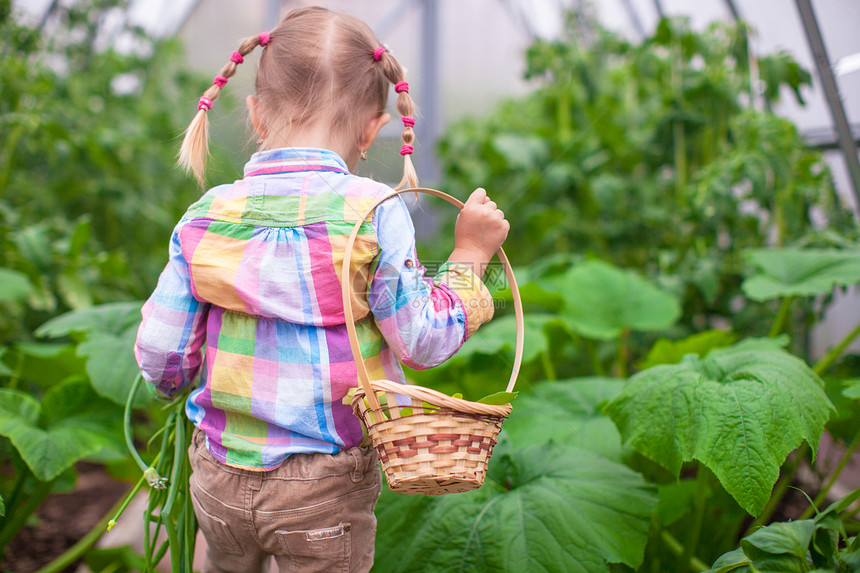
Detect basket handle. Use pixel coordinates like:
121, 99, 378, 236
340, 187, 524, 415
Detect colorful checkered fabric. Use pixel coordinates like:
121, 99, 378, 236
135, 148, 494, 470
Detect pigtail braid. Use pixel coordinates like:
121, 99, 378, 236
178, 33, 270, 185
378, 53, 418, 190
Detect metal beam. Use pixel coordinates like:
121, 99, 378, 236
620, 0, 646, 39
723, 0, 742, 22
419, 0, 440, 184
653, 0, 665, 19
803, 124, 860, 151
794, 0, 860, 211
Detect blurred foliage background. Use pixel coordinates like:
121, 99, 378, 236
0, 0, 237, 344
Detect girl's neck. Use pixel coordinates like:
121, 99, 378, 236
260, 123, 358, 170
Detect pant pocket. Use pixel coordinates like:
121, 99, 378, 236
275, 522, 351, 573
190, 488, 244, 556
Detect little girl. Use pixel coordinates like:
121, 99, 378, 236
135, 6, 509, 573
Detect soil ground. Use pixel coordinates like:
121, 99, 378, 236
1, 463, 129, 573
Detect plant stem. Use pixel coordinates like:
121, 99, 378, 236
748, 443, 808, 533
0, 477, 55, 556
2, 469, 28, 528
799, 427, 860, 520
162, 410, 185, 516
7, 350, 24, 390
615, 330, 629, 378
673, 121, 687, 208
182, 442, 196, 571
660, 530, 708, 572
124, 373, 151, 474
34, 486, 131, 573
813, 320, 860, 376
769, 297, 793, 338
682, 466, 709, 571
671, 35, 687, 210
557, 84, 571, 140
108, 472, 148, 529
541, 350, 557, 381
584, 338, 605, 376
166, 517, 181, 573
0, 124, 25, 198
151, 539, 170, 568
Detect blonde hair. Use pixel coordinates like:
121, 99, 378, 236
178, 6, 418, 190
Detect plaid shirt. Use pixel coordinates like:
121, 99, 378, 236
135, 148, 494, 470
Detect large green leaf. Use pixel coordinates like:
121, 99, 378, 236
708, 489, 860, 572
15, 342, 87, 389
0, 267, 33, 303
0, 348, 12, 377
0, 380, 124, 481
35, 302, 147, 406
742, 248, 860, 301
842, 379, 860, 400
639, 329, 738, 369
457, 313, 560, 364
604, 345, 834, 515
546, 260, 681, 339
373, 443, 656, 573
502, 378, 625, 460
741, 520, 816, 564
494, 280, 565, 312
35, 301, 142, 339
79, 326, 149, 407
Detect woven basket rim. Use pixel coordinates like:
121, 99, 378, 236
351, 379, 513, 419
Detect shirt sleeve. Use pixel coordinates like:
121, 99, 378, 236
134, 222, 209, 399
367, 196, 495, 370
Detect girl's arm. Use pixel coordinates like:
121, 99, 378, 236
134, 224, 209, 399
368, 191, 507, 370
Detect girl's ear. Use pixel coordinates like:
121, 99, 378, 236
360, 112, 391, 151
247, 95, 268, 140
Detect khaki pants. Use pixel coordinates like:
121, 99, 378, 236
188, 428, 382, 573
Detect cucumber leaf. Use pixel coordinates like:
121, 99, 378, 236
0, 267, 33, 303
639, 329, 738, 369
374, 443, 656, 572
0, 380, 124, 481
604, 345, 834, 515
502, 378, 624, 460
35, 301, 142, 339
545, 260, 681, 340
476, 391, 517, 404
742, 247, 860, 301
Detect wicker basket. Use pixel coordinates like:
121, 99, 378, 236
341, 188, 524, 495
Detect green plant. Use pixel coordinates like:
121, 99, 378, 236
0, 0, 223, 565
0, 0, 232, 339
707, 489, 860, 572
378, 243, 860, 571
437, 14, 850, 339
392, 14, 860, 568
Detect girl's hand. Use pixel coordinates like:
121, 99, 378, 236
449, 188, 510, 277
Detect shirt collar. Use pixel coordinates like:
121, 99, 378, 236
243, 147, 350, 178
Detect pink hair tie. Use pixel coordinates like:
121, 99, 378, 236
258, 32, 271, 46
394, 81, 409, 94
197, 96, 213, 111
230, 51, 244, 64
402, 116, 415, 128
213, 75, 228, 88
400, 144, 414, 156
373, 46, 386, 61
